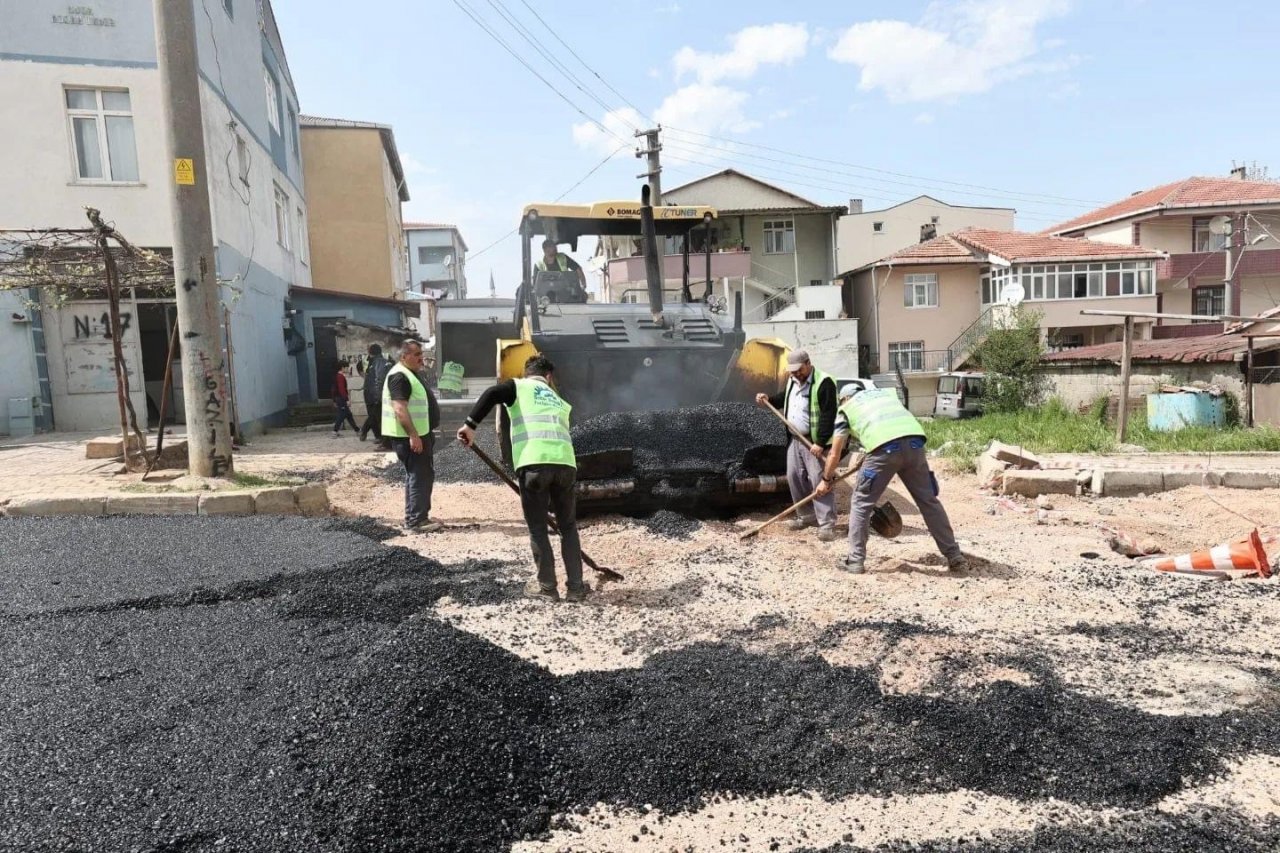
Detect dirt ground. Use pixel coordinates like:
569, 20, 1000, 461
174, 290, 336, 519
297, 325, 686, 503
327, 458, 1280, 852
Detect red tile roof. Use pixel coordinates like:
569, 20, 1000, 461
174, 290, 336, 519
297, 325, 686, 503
855, 228, 1162, 272
1047, 177, 1280, 235
1042, 334, 1280, 364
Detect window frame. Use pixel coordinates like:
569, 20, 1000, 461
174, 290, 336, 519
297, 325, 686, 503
903, 272, 939, 309
273, 183, 290, 251
762, 219, 795, 255
1192, 284, 1225, 319
1011, 261, 1155, 303
887, 340, 925, 372
1192, 217, 1229, 253
65, 86, 139, 184
295, 206, 307, 265
264, 68, 281, 134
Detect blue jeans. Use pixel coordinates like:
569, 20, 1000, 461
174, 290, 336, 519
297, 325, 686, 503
332, 397, 358, 432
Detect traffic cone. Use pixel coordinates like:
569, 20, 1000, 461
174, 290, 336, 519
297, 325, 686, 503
1140, 529, 1271, 579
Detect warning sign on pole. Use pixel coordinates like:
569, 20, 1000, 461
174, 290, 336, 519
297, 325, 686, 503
174, 158, 195, 185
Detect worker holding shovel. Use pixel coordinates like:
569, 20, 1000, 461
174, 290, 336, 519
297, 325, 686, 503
457, 354, 589, 603
816, 383, 968, 575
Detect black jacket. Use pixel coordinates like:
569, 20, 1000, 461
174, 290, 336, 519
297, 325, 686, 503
363, 355, 389, 406
767, 374, 837, 448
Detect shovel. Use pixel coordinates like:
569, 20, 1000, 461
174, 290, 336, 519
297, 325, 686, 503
465, 441, 624, 582
741, 454, 865, 540
763, 400, 821, 453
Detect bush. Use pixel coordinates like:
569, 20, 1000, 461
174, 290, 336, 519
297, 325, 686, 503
969, 306, 1046, 413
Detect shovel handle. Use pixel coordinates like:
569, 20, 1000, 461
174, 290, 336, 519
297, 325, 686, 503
740, 453, 865, 541
465, 440, 623, 581
764, 400, 818, 452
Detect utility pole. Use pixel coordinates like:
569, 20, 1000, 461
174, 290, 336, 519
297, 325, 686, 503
153, 0, 234, 477
635, 126, 662, 204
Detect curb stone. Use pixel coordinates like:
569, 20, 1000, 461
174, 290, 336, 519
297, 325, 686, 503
3, 496, 107, 517
106, 494, 200, 515
1001, 469, 1078, 497
199, 492, 256, 516
253, 487, 299, 515
294, 484, 330, 516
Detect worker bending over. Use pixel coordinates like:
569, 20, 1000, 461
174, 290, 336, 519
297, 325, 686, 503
457, 355, 588, 602
755, 349, 839, 541
816, 384, 967, 574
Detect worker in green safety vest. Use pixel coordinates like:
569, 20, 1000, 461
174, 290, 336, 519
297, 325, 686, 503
756, 349, 840, 541
382, 338, 441, 533
535, 237, 587, 291
815, 384, 967, 575
458, 354, 587, 602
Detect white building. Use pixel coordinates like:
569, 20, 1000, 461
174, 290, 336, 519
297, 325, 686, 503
837, 196, 1016, 276
405, 222, 468, 299
0, 0, 310, 436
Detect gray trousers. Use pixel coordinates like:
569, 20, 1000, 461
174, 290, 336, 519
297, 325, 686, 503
848, 438, 960, 564
518, 464, 584, 593
787, 438, 836, 529
391, 434, 434, 526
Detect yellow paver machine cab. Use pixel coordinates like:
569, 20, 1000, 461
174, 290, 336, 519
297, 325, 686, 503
496, 185, 790, 514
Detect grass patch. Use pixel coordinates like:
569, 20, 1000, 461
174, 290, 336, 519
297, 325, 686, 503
924, 400, 1280, 472
230, 472, 291, 488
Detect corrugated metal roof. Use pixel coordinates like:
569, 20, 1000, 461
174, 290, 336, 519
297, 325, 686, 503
1042, 334, 1280, 364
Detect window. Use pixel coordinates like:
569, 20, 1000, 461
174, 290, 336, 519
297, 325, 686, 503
296, 207, 307, 264
418, 246, 451, 265
804, 310, 826, 320
287, 105, 298, 160
235, 134, 249, 184
903, 273, 939, 308
809, 279, 822, 287
65, 88, 138, 182
264, 69, 280, 133
763, 219, 795, 254
888, 341, 924, 372
1192, 217, 1229, 253
872, 221, 884, 233
1192, 285, 1225, 318
273, 183, 290, 250
223, 0, 233, 16
1014, 262, 1155, 302
930, 215, 940, 224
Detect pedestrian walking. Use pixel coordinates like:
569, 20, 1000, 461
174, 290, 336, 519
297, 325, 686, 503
359, 343, 391, 449
457, 354, 587, 602
331, 360, 359, 437
382, 339, 441, 532
755, 349, 840, 541
815, 384, 968, 575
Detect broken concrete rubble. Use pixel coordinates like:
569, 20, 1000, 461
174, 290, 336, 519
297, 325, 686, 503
985, 440, 1042, 470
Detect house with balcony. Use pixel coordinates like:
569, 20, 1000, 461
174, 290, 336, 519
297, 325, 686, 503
406, 222, 468, 299
598, 169, 845, 322
1046, 171, 1280, 337
843, 228, 1165, 414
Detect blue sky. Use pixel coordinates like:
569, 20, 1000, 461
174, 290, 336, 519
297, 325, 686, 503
273, 0, 1280, 297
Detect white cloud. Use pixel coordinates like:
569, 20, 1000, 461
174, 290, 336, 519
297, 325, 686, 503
914, 112, 935, 124
655, 83, 758, 136
571, 107, 643, 157
673, 23, 810, 84
400, 153, 433, 175
827, 0, 1071, 103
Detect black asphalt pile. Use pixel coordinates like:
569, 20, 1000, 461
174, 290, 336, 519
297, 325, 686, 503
806, 807, 1280, 852
639, 509, 703, 539
378, 432, 512, 485
572, 402, 787, 476
322, 515, 401, 542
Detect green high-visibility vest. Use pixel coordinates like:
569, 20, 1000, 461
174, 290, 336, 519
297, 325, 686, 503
535, 253, 571, 272
506, 378, 575, 470
785, 367, 836, 444
381, 363, 431, 438
839, 388, 924, 453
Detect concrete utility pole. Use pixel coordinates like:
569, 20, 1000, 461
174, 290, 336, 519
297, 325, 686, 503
153, 0, 234, 477
635, 127, 663, 204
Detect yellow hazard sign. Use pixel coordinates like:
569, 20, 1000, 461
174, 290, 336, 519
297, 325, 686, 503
174, 158, 195, 185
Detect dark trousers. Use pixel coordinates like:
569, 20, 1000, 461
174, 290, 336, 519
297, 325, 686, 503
518, 464, 583, 593
359, 402, 382, 441
848, 437, 960, 565
391, 434, 435, 526
332, 398, 358, 433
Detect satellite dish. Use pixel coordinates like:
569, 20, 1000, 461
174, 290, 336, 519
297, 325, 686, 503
1002, 279, 1025, 306
1208, 215, 1232, 236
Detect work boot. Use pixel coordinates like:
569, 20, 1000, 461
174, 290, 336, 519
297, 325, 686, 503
947, 553, 969, 572
527, 583, 559, 602
564, 585, 592, 603
838, 557, 865, 575
817, 526, 839, 543
359, 431, 368, 442
786, 517, 814, 531
405, 519, 444, 534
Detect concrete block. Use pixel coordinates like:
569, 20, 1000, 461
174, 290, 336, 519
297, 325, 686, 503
4, 496, 106, 517
85, 434, 144, 460
105, 493, 200, 515
1162, 470, 1220, 491
1001, 469, 1078, 498
253, 487, 299, 515
293, 484, 330, 517
199, 492, 255, 516
975, 454, 1010, 487
1091, 469, 1163, 497
986, 440, 1042, 469
1219, 470, 1280, 490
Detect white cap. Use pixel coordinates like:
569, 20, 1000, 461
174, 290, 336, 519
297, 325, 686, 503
838, 383, 863, 400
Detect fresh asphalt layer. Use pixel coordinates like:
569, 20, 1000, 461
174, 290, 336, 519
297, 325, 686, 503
2, 515, 1279, 852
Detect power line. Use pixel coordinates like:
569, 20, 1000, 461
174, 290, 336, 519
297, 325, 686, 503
664, 125, 1105, 207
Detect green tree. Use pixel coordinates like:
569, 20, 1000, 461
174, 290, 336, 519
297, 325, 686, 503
970, 306, 1046, 413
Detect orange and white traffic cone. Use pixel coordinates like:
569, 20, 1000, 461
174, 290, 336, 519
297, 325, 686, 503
1140, 529, 1271, 579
